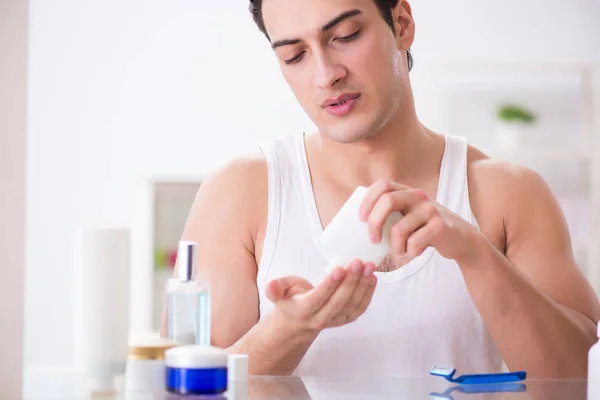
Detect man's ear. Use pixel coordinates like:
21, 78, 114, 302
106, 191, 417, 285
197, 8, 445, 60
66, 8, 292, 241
393, 0, 415, 51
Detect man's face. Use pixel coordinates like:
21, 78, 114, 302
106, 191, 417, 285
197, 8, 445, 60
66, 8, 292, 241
261, 0, 414, 143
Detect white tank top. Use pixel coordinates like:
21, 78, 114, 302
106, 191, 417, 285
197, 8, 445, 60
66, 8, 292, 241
257, 133, 504, 378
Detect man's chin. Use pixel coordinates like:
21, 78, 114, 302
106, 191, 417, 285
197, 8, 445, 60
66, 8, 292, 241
320, 126, 377, 144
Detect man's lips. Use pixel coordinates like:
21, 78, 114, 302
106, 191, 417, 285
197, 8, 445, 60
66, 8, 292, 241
322, 93, 361, 108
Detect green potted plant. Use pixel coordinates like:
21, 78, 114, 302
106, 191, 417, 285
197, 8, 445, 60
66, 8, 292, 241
495, 103, 537, 151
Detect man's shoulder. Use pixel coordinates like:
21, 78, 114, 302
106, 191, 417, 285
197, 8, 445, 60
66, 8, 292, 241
193, 150, 268, 240
467, 146, 552, 214
215, 132, 299, 174
208, 150, 267, 186
464, 143, 555, 251
213, 132, 303, 185
199, 150, 268, 210
466, 144, 548, 198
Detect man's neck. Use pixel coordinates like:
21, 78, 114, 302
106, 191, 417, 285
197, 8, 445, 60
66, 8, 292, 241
307, 112, 444, 191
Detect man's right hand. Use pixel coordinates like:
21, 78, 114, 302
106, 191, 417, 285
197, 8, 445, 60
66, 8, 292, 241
265, 260, 377, 333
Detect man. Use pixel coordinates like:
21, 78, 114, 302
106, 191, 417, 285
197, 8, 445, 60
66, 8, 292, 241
177, 0, 600, 378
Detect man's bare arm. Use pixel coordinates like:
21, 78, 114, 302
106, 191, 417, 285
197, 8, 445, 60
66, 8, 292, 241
463, 160, 600, 378
174, 154, 266, 347
170, 154, 316, 375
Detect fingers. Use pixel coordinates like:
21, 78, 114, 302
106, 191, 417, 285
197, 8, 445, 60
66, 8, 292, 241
368, 189, 426, 243
359, 180, 405, 222
266, 279, 286, 303
269, 261, 378, 332
329, 262, 375, 326
266, 275, 315, 303
405, 217, 444, 257
300, 267, 346, 315
389, 202, 437, 254
312, 260, 365, 329
345, 275, 377, 323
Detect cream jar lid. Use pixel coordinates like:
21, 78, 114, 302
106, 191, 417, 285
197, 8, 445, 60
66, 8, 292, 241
128, 337, 177, 360
165, 345, 228, 369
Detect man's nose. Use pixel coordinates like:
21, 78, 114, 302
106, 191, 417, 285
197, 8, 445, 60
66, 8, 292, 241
314, 52, 347, 89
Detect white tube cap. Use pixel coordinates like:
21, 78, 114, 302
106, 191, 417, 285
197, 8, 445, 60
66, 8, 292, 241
227, 354, 249, 382
165, 345, 228, 369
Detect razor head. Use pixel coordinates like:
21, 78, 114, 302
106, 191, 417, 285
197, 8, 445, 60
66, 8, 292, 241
430, 366, 456, 380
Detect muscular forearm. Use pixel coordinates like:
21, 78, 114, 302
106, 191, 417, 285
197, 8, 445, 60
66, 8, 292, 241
227, 310, 319, 375
458, 237, 597, 378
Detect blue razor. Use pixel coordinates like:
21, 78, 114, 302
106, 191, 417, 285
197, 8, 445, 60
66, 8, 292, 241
430, 366, 526, 384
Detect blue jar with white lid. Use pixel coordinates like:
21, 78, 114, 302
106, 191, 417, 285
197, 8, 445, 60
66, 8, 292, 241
165, 345, 228, 395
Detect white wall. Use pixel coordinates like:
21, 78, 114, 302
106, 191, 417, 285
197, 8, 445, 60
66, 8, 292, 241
0, 0, 28, 398
25, 0, 600, 395
412, 0, 600, 63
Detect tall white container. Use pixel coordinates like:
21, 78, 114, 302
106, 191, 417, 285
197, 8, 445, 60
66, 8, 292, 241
77, 228, 131, 393
588, 322, 600, 399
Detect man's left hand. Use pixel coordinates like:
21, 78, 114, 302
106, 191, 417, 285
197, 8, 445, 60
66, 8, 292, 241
359, 180, 484, 263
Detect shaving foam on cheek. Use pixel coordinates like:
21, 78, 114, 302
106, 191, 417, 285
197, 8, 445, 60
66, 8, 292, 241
321, 186, 402, 272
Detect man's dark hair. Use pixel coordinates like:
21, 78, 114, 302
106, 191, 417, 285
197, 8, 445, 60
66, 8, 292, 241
249, 0, 413, 71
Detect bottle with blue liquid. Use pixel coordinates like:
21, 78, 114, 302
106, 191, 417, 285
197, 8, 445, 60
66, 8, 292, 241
166, 241, 211, 346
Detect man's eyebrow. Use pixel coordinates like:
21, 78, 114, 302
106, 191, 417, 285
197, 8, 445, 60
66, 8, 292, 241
271, 38, 302, 50
321, 9, 362, 32
271, 9, 363, 50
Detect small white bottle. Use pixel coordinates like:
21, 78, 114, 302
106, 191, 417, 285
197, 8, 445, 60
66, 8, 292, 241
165, 241, 211, 346
588, 322, 600, 399
124, 338, 176, 396
321, 186, 402, 272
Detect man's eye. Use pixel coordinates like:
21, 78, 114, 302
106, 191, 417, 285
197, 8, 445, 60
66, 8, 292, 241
285, 52, 305, 65
336, 30, 361, 43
